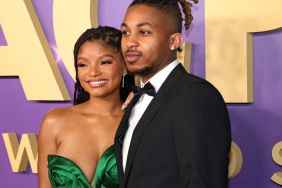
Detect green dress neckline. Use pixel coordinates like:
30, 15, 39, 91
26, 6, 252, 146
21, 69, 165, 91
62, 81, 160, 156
47, 145, 119, 188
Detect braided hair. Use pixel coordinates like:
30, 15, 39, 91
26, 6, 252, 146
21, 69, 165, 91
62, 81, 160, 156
73, 26, 134, 105
130, 0, 198, 31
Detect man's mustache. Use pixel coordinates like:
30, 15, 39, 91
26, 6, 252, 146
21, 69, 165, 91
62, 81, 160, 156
124, 49, 142, 55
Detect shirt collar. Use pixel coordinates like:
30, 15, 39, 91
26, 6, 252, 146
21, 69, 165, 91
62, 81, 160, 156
140, 59, 179, 93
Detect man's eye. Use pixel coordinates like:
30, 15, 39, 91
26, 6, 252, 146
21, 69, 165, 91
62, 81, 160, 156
140, 30, 150, 35
101, 61, 112, 65
122, 30, 130, 36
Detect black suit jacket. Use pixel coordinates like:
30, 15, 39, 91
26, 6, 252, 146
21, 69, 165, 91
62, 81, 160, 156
115, 64, 231, 188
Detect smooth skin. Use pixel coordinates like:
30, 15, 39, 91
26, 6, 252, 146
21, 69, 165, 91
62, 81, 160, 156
38, 40, 125, 188
121, 4, 183, 82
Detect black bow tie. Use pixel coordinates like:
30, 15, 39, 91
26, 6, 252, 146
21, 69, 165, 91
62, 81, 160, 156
132, 82, 156, 97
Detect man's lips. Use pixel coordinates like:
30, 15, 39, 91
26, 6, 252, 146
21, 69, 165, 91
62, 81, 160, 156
124, 51, 142, 63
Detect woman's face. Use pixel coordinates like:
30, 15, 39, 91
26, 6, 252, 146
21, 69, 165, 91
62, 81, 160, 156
77, 40, 124, 99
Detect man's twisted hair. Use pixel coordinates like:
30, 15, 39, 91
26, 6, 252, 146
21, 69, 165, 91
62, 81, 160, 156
130, 0, 198, 31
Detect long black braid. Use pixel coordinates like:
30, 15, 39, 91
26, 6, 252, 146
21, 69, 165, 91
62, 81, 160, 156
130, 0, 198, 51
73, 26, 134, 105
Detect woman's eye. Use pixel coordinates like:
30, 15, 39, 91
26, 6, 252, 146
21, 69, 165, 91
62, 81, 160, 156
101, 61, 112, 65
77, 63, 87, 67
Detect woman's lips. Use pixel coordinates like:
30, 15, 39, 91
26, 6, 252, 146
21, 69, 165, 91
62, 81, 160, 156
88, 79, 107, 88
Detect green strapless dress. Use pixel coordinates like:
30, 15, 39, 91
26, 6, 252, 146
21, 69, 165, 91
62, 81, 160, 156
47, 145, 119, 188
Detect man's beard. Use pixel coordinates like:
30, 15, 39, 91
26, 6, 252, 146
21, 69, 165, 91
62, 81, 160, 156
127, 64, 156, 77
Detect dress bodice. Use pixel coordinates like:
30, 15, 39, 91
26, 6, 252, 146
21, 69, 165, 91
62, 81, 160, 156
47, 145, 119, 188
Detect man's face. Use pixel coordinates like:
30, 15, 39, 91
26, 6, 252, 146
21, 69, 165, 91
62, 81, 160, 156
121, 4, 174, 82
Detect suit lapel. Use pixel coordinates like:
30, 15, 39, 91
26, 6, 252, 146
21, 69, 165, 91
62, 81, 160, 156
114, 103, 134, 185
124, 92, 166, 179
124, 64, 186, 182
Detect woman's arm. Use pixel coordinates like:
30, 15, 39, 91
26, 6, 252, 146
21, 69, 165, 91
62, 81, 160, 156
38, 110, 60, 188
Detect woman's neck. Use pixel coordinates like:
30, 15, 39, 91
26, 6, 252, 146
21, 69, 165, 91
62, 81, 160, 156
85, 94, 123, 116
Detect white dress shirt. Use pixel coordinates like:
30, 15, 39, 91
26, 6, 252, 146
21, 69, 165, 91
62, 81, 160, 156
122, 60, 179, 171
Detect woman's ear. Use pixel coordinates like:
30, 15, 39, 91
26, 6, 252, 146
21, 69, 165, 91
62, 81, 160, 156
169, 33, 183, 51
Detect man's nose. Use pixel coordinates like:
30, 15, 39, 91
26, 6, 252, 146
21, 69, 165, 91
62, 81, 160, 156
125, 34, 139, 49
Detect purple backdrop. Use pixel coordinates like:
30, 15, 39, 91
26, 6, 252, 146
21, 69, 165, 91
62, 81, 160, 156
0, 0, 281, 187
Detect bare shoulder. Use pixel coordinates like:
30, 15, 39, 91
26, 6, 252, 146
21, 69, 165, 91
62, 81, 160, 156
38, 106, 76, 186
39, 106, 75, 136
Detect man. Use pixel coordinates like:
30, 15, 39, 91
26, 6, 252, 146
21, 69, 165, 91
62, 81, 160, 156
114, 0, 231, 187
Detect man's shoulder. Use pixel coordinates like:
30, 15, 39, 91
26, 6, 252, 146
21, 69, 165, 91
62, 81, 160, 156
180, 72, 214, 89
175, 72, 224, 100
162, 64, 223, 99
184, 72, 207, 83
170, 63, 210, 85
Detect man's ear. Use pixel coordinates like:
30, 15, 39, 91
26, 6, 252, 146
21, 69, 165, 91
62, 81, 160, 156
169, 33, 183, 51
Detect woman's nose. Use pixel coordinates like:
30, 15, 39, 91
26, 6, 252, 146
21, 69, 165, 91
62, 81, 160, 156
89, 64, 101, 77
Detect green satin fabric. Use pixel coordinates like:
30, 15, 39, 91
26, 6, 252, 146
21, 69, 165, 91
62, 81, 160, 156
47, 145, 119, 188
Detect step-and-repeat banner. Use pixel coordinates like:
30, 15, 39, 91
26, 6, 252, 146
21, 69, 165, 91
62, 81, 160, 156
0, 0, 282, 187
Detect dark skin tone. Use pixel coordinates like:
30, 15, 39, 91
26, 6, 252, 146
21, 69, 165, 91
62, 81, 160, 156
38, 41, 125, 188
121, 4, 183, 83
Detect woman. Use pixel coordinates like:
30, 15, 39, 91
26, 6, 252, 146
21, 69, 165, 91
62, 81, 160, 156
38, 26, 133, 188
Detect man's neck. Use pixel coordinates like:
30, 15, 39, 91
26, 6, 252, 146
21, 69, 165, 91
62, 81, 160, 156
141, 55, 177, 83
140, 59, 179, 92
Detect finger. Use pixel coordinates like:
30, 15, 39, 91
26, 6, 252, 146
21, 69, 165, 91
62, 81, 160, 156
121, 92, 134, 110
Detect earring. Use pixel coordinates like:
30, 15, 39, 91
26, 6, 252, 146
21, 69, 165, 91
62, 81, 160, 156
122, 73, 126, 88
170, 46, 175, 51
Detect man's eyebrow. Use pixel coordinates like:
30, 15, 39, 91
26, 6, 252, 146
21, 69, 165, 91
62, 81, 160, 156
121, 22, 128, 28
137, 22, 153, 28
121, 22, 154, 28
